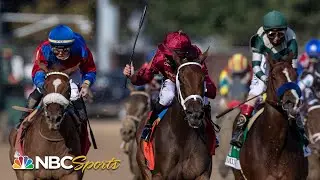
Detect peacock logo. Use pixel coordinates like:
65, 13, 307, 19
12, 152, 34, 170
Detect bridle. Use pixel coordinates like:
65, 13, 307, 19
126, 91, 151, 123
43, 72, 70, 108
175, 62, 204, 110
39, 71, 71, 141
265, 62, 301, 118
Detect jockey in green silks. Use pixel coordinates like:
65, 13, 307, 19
230, 10, 309, 148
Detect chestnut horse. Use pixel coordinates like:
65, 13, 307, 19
233, 53, 308, 179
9, 64, 85, 180
136, 48, 214, 180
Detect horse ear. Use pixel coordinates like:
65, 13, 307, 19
63, 63, 80, 75
37, 61, 49, 73
265, 52, 274, 68
162, 44, 182, 66
285, 52, 294, 63
171, 49, 182, 66
198, 46, 210, 64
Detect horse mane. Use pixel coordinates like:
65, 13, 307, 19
49, 64, 67, 72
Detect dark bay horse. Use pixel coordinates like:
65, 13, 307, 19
305, 104, 320, 180
9, 64, 85, 180
120, 88, 151, 180
233, 53, 308, 179
136, 48, 214, 180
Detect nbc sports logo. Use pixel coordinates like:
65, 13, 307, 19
12, 152, 34, 170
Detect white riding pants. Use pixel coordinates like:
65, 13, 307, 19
70, 80, 81, 101
158, 79, 209, 106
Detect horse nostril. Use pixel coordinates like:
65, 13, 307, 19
283, 100, 294, 110
56, 116, 62, 122
199, 111, 204, 118
186, 110, 193, 115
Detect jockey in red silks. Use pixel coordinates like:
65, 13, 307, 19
17, 25, 96, 142
123, 30, 217, 142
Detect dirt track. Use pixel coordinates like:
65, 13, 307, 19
0, 118, 234, 180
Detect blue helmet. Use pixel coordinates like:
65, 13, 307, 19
48, 25, 75, 47
305, 39, 320, 59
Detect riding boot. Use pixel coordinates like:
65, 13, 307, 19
71, 98, 88, 123
16, 89, 43, 129
296, 115, 309, 146
141, 101, 166, 142
72, 98, 90, 155
230, 104, 254, 148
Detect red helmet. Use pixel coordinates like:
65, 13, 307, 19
158, 30, 193, 56
163, 30, 191, 50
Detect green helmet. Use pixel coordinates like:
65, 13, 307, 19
263, 10, 287, 31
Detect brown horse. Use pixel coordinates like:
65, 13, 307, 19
233, 53, 308, 179
305, 105, 320, 180
120, 88, 151, 180
136, 49, 213, 180
9, 64, 85, 180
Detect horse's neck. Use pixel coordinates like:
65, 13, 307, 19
168, 99, 187, 129
260, 103, 288, 146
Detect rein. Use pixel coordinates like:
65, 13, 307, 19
175, 62, 204, 110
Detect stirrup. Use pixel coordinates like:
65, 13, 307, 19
230, 127, 244, 148
141, 126, 152, 141
230, 136, 243, 148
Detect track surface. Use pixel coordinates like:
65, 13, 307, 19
0, 119, 234, 180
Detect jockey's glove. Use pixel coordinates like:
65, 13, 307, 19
261, 75, 268, 85
80, 80, 92, 101
36, 82, 45, 94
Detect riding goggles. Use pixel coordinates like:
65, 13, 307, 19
52, 47, 71, 55
267, 30, 286, 39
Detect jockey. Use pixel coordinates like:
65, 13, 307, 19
299, 62, 320, 107
230, 10, 307, 148
298, 40, 320, 107
123, 30, 217, 142
219, 53, 252, 99
297, 39, 320, 78
17, 24, 96, 128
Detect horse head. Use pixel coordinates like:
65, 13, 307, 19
39, 63, 80, 130
120, 87, 151, 142
172, 46, 210, 128
265, 52, 301, 117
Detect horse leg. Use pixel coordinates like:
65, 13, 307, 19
232, 169, 246, 180
195, 160, 212, 180
136, 141, 152, 180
